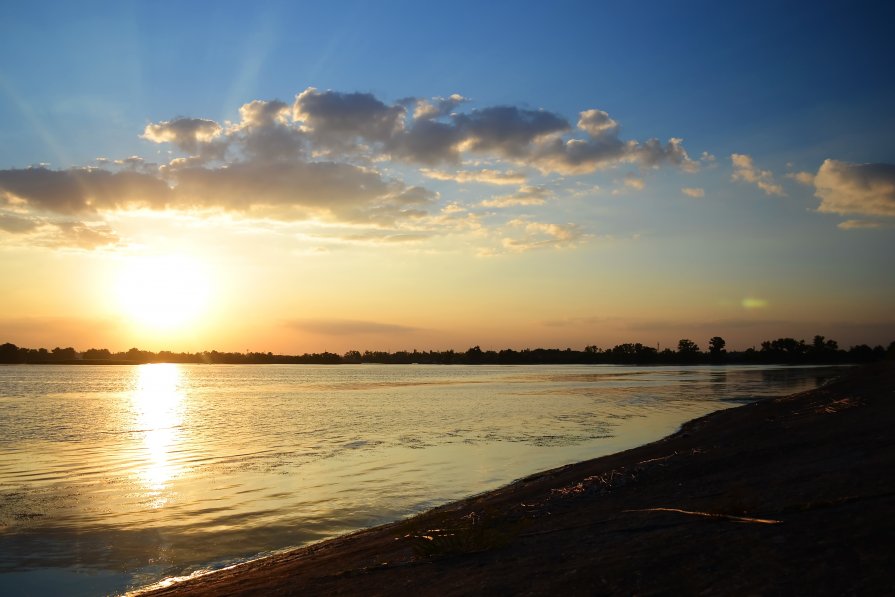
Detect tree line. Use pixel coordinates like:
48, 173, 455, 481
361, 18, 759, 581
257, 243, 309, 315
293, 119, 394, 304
1, 336, 893, 366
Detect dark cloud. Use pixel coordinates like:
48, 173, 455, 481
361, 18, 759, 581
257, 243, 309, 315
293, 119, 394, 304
171, 161, 434, 224
452, 106, 569, 157
386, 119, 463, 165
293, 87, 406, 148
235, 100, 305, 163
0, 167, 170, 215
142, 117, 223, 154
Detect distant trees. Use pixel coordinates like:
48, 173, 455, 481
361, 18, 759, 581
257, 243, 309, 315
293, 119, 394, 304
1, 336, 893, 366
83, 348, 112, 360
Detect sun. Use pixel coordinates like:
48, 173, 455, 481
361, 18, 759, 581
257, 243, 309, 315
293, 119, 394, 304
116, 254, 211, 331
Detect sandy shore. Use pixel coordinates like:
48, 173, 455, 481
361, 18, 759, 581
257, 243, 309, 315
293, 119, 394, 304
141, 362, 894, 595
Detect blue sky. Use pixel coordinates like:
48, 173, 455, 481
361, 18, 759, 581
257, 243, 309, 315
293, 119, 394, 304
1, 0, 893, 352
2, 0, 893, 168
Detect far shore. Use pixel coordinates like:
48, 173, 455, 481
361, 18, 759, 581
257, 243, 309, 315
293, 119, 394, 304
138, 361, 895, 595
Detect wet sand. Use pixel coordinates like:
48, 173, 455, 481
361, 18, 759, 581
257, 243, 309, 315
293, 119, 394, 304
142, 362, 895, 595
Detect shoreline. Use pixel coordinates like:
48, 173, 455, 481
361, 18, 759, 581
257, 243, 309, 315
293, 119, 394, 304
139, 362, 894, 595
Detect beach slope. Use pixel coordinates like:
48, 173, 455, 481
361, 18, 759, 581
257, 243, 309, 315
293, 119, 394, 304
144, 363, 895, 595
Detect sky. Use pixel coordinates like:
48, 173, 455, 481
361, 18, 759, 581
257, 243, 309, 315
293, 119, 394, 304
1, 0, 893, 354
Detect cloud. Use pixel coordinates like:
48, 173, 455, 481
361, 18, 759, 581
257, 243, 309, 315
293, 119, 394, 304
0, 210, 120, 249
413, 94, 468, 120
291, 90, 697, 174
142, 118, 223, 154
534, 132, 697, 175
2, 87, 707, 251
0, 167, 171, 215
481, 185, 551, 208
452, 106, 570, 157
43, 221, 120, 249
501, 219, 585, 252
813, 159, 895, 218
233, 99, 305, 163
420, 168, 526, 185
681, 187, 705, 198
386, 119, 464, 165
577, 109, 619, 137
0, 212, 39, 233
787, 171, 814, 186
731, 153, 785, 196
623, 172, 645, 190
171, 161, 436, 224
837, 219, 884, 230
286, 319, 420, 336
293, 87, 406, 149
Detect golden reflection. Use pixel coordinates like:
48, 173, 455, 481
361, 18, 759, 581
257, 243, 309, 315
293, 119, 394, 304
132, 363, 184, 506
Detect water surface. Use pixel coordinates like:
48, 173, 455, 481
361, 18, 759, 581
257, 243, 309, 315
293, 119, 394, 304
0, 364, 841, 595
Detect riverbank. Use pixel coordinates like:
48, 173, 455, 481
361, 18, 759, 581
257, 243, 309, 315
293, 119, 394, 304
141, 362, 894, 595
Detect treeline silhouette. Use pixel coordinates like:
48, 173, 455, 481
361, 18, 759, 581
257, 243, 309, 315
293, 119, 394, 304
2, 336, 893, 366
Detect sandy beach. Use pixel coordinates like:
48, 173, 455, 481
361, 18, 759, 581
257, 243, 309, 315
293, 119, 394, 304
141, 362, 895, 596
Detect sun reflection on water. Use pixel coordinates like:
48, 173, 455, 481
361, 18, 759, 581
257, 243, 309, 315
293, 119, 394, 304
131, 363, 185, 506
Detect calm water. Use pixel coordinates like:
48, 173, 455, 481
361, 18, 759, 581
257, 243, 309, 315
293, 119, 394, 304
0, 363, 842, 595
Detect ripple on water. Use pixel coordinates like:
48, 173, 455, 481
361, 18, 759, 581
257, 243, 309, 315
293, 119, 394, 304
0, 363, 846, 596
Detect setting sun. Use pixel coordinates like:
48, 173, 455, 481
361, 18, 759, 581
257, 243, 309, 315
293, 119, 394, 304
116, 255, 211, 332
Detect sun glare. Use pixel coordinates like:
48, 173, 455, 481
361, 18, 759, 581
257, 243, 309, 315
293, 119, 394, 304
117, 255, 211, 331
131, 363, 184, 501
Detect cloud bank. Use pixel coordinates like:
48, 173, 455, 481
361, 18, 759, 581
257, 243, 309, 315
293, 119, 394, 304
0, 87, 705, 249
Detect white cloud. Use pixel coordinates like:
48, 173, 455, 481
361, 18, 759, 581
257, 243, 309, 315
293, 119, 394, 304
420, 168, 526, 185
481, 185, 551, 208
576, 109, 618, 137
681, 187, 704, 198
501, 219, 585, 252
731, 153, 785, 196
787, 171, 815, 186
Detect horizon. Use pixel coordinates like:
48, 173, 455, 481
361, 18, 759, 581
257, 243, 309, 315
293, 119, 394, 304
2, 1, 894, 353
4, 333, 892, 359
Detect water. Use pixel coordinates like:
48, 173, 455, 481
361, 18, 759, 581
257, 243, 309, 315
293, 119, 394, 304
0, 363, 842, 595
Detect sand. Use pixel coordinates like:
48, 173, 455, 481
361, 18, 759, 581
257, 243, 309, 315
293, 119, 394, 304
140, 362, 895, 595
